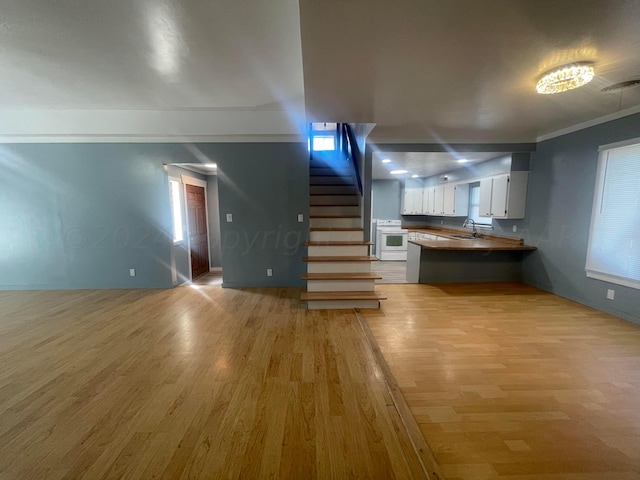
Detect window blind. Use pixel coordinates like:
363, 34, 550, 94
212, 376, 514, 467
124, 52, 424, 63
586, 142, 640, 289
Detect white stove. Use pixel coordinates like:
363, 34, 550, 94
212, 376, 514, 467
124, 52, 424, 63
375, 220, 408, 261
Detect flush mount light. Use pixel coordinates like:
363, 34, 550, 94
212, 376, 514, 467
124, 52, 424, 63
457, 159, 469, 164
411, 174, 419, 178
536, 62, 595, 94
382, 159, 391, 163
390, 170, 408, 175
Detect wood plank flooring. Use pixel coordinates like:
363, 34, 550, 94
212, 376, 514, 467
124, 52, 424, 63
360, 283, 640, 480
371, 261, 409, 284
0, 287, 426, 480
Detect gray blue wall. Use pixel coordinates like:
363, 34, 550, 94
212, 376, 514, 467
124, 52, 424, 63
0, 144, 178, 289
200, 143, 308, 288
0, 142, 308, 290
522, 113, 640, 325
372, 180, 402, 221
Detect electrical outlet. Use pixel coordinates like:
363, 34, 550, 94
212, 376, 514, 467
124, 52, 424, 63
297, 214, 304, 222
512, 225, 517, 233
607, 289, 615, 300
440, 220, 444, 224
129, 268, 136, 277
226, 213, 233, 222
267, 268, 273, 277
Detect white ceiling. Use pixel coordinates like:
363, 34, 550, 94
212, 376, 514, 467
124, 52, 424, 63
372, 151, 503, 180
0, 1, 640, 142
300, 0, 640, 143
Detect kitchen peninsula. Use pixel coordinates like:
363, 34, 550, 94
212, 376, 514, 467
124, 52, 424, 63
406, 227, 536, 283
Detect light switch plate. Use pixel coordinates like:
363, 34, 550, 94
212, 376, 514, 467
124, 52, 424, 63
607, 289, 615, 300
512, 225, 517, 232
226, 213, 233, 222
297, 214, 304, 222
267, 268, 273, 277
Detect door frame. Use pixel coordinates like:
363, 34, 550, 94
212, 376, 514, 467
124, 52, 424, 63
181, 175, 212, 282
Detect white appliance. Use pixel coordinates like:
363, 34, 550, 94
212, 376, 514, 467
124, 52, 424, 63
376, 220, 408, 261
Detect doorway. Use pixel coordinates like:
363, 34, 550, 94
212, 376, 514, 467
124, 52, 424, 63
186, 184, 210, 280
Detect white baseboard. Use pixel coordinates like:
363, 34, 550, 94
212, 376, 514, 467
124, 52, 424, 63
210, 267, 222, 272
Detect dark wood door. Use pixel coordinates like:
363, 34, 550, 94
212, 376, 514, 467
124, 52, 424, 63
186, 184, 210, 280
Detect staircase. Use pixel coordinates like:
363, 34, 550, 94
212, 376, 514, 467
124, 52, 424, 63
301, 125, 386, 309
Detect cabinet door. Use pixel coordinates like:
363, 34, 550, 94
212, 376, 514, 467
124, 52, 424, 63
443, 184, 456, 215
434, 186, 445, 215
427, 187, 436, 214
402, 189, 413, 214
412, 188, 423, 214
422, 187, 430, 214
490, 174, 509, 218
478, 178, 493, 217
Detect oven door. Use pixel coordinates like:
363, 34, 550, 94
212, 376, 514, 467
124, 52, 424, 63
380, 231, 407, 251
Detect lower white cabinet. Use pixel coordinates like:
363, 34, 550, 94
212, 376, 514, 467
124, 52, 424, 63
479, 172, 528, 219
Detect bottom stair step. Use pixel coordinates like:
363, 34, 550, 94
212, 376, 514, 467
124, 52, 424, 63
301, 291, 387, 301
302, 272, 382, 280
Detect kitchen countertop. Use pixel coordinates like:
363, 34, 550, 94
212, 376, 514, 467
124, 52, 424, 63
405, 227, 537, 251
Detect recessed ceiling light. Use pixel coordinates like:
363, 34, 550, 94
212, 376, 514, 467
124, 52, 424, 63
205, 163, 217, 168
382, 159, 391, 163
390, 170, 408, 175
411, 174, 419, 178
457, 159, 469, 164
536, 62, 595, 94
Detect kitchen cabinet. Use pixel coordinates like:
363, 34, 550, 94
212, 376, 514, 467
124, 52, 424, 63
422, 187, 436, 215
402, 187, 423, 215
479, 172, 528, 219
427, 184, 469, 216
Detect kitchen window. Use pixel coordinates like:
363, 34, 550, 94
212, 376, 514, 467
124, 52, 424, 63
585, 139, 640, 289
468, 182, 492, 225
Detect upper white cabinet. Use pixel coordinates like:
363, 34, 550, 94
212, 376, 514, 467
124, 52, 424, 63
422, 184, 469, 216
479, 172, 528, 219
402, 187, 423, 215
422, 187, 435, 214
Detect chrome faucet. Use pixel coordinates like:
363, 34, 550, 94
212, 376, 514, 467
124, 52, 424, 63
462, 218, 477, 237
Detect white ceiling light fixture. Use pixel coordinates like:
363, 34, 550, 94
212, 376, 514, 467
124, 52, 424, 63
382, 159, 391, 163
390, 169, 408, 175
536, 62, 595, 95
411, 174, 419, 178
205, 163, 217, 168
457, 159, 469, 163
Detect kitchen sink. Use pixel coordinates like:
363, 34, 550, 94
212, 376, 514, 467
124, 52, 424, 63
451, 234, 477, 239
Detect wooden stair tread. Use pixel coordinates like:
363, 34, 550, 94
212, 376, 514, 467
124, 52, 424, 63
305, 241, 373, 246
302, 272, 382, 280
310, 227, 363, 231
303, 256, 378, 262
301, 291, 387, 301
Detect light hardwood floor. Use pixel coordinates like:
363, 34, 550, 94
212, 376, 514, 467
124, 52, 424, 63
360, 283, 640, 480
0, 287, 425, 480
371, 261, 409, 284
